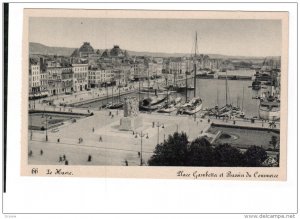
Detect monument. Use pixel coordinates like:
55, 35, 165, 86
119, 97, 143, 131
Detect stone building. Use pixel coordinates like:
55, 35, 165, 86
72, 63, 89, 91
29, 58, 41, 93
47, 66, 63, 96
61, 66, 73, 93
71, 42, 95, 58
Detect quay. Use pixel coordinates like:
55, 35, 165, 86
28, 105, 280, 166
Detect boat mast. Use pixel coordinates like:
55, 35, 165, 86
217, 88, 219, 107
147, 68, 150, 98
242, 86, 244, 111
225, 70, 228, 106
112, 84, 114, 105
193, 32, 198, 98
118, 73, 121, 104
185, 71, 188, 102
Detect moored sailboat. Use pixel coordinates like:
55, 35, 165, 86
177, 32, 203, 115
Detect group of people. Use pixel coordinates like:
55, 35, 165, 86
59, 154, 68, 165
28, 149, 43, 157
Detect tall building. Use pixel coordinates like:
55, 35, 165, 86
88, 67, 115, 88
61, 66, 73, 93
71, 42, 95, 58
29, 58, 41, 93
72, 63, 89, 91
47, 66, 63, 95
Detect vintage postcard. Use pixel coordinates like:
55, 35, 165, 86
21, 9, 288, 180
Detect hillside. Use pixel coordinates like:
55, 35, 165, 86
29, 42, 76, 56
29, 42, 276, 61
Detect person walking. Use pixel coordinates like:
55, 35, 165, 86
40, 150, 43, 156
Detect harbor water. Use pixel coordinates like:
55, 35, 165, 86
77, 79, 270, 118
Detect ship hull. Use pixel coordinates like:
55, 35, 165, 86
259, 108, 280, 121
183, 103, 203, 115
178, 103, 203, 115
157, 107, 177, 113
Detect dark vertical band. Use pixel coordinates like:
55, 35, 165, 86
3, 2, 9, 193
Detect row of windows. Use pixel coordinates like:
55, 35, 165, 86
31, 76, 40, 81
74, 67, 88, 72
31, 70, 40, 75
31, 66, 39, 70
31, 82, 40, 87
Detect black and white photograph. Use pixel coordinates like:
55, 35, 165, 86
3, 2, 298, 217
23, 9, 288, 179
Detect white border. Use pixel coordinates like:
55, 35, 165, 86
2, 2, 298, 217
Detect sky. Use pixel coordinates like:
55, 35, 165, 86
29, 17, 282, 57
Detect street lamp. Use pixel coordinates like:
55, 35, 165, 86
134, 131, 149, 166
30, 113, 33, 140
156, 122, 165, 145
45, 113, 49, 141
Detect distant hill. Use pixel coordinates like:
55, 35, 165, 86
29, 42, 76, 56
29, 42, 277, 61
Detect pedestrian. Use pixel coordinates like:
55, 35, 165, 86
28, 150, 33, 157
109, 111, 111, 116
59, 156, 62, 162
63, 154, 66, 161
40, 149, 43, 156
92, 127, 95, 132
152, 122, 155, 128
57, 138, 60, 143
125, 160, 128, 166
65, 160, 68, 165
87, 155, 92, 162
138, 152, 141, 157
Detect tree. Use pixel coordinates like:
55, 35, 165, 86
148, 132, 189, 166
186, 137, 214, 166
244, 146, 268, 167
213, 144, 245, 166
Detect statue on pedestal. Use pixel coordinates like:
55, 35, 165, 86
119, 97, 142, 131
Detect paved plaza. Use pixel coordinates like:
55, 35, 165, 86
28, 109, 212, 166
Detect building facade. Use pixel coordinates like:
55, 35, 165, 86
29, 62, 41, 93
72, 63, 88, 91
47, 66, 63, 96
61, 67, 73, 93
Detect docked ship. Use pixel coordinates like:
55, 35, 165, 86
157, 97, 182, 113
259, 96, 280, 121
177, 97, 203, 115
106, 102, 123, 109
252, 79, 262, 90
139, 95, 167, 111
177, 32, 203, 115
